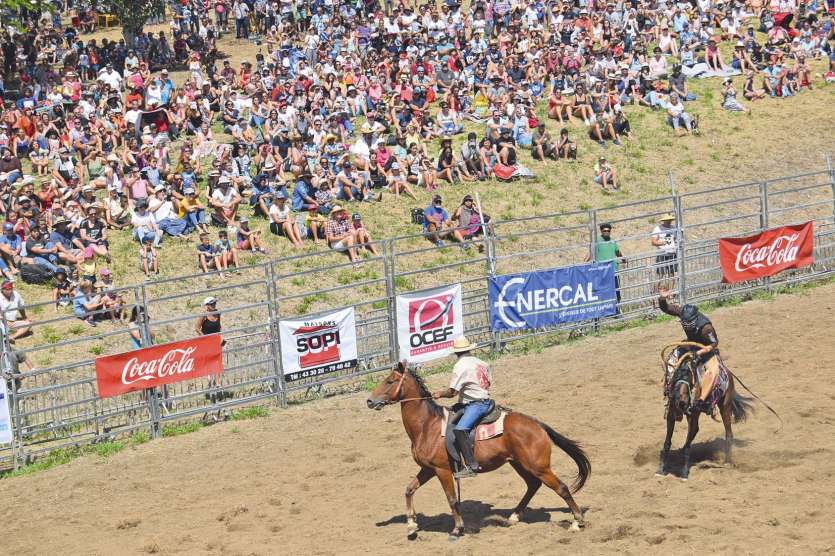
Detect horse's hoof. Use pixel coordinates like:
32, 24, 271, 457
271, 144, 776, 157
508, 512, 520, 524
570, 520, 582, 531
407, 529, 418, 541
447, 534, 459, 542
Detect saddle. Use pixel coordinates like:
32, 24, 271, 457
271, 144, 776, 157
442, 400, 508, 464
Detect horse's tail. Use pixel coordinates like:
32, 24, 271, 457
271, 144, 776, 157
731, 393, 754, 423
537, 421, 591, 493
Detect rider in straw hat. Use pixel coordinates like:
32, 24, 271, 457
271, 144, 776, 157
433, 336, 493, 478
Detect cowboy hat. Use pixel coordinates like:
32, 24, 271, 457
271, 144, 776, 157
451, 336, 475, 353
660, 213, 676, 221
331, 204, 347, 215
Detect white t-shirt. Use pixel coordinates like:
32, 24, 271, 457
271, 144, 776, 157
450, 355, 492, 404
269, 203, 290, 222
0, 291, 25, 322
131, 211, 156, 233
652, 224, 677, 254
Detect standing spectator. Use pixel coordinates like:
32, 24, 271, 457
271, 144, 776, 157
140, 235, 159, 278
652, 213, 678, 281
195, 296, 224, 402
0, 280, 31, 341
233, 0, 250, 39
587, 223, 627, 305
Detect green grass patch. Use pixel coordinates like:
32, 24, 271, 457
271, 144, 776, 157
161, 422, 204, 437
230, 406, 270, 420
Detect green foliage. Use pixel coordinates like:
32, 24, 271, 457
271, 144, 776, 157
130, 431, 151, 445
230, 406, 270, 420
161, 422, 203, 437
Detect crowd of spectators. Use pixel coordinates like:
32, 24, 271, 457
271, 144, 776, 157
0, 0, 832, 338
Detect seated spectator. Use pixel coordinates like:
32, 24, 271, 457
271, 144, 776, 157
180, 187, 209, 234
73, 280, 105, 327
105, 189, 132, 230
236, 217, 266, 253
423, 194, 465, 247
496, 128, 518, 167
214, 229, 239, 273
0, 222, 23, 277
594, 156, 619, 191
305, 208, 327, 244
532, 123, 559, 161
557, 128, 578, 160
459, 133, 489, 181
22, 227, 60, 274
52, 269, 74, 309
79, 205, 111, 261
387, 162, 418, 200
196, 232, 221, 273
0, 280, 32, 341
667, 93, 694, 136
350, 213, 379, 256
335, 160, 370, 202
325, 205, 361, 264
149, 185, 188, 238
130, 199, 161, 247
269, 192, 304, 247
722, 79, 750, 113
453, 194, 491, 251
210, 176, 241, 226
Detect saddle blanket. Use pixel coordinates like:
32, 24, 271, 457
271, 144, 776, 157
702, 365, 730, 409
440, 407, 507, 441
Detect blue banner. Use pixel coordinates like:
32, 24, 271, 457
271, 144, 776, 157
488, 263, 617, 331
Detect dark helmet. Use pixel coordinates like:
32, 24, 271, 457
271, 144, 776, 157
680, 304, 699, 330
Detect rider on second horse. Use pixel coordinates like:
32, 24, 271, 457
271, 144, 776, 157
659, 288, 721, 414
432, 336, 493, 479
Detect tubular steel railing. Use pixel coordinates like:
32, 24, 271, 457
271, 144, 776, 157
0, 160, 833, 469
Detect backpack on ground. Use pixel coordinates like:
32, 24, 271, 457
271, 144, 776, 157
20, 263, 53, 285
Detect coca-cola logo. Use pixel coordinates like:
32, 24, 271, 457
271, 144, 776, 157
121, 347, 197, 385
734, 233, 800, 272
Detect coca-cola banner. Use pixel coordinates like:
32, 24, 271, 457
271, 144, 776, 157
719, 222, 814, 284
95, 335, 224, 398
279, 307, 357, 382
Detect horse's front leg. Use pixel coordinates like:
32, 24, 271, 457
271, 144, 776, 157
435, 468, 464, 541
681, 414, 700, 480
405, 467, 435, 540
656, 408, 676, 476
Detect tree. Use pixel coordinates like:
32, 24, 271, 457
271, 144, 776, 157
97, 0, 165, 48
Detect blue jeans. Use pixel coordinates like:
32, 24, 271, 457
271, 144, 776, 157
184, 209, 205, 233
158, 217, 187, 237
32, 257, 58, 274
454, 399, 492, 431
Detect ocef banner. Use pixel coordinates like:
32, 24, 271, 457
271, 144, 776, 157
0, 378, 12, 444
719, 222, 814, 283
489, 263, 617, 331
397, 284, 463, 363
279, 307, 358, 382
95, 334, 223, 398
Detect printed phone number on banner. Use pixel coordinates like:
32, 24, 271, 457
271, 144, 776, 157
285, 359, 358, 382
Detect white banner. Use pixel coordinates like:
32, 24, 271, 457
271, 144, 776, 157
0, 377, 12, 444
279, 307, 358, 382
397, 284, 463, 363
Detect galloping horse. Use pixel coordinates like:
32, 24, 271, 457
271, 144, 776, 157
658, 343, 753, 480
367, 362, 590, 540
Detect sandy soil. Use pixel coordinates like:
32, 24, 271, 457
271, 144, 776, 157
2, 283, 835, 556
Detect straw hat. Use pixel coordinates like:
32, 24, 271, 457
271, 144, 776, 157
451, 336, 475, 353
331, 204, 347, 215
660, 213, 676, 221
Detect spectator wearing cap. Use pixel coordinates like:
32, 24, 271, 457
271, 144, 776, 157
79, 204, 111, 261
0, 280, 31, 341
180, 187, 209, 235
336, 160, 371, 202
459, 132, 489, 181
325, 205, 362, 264
130, 198, 162, 247
236, 217, 266, 253
437, 102, 464, 135
349, 213, 379, 256
423, 194, 465, 247
149, 185, 188, 238
453, 194, 491, 250
210, 176, 241, 225
269, 192, 304, 248
72, 279, 105, 327
594, 156, 619, 191
587, 223, 627, 305
22, 227, 61, 274
291, 172, 318, 213
0, 222, 23, 276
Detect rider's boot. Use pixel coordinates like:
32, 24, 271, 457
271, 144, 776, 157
453, 430, 480, 479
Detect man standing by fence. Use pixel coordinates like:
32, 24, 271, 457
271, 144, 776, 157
652, 213, 678, 286
587, 223, 627, 305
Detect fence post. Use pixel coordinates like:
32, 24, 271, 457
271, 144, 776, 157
760, 181, 772, 293
589, 210, 601, 332
137, 284, 162, 438
827, 154, 835, 220
265, 262, 287, 408
674, 193, 687, 304
1, 319, 25, 469
385, 239, 400, 364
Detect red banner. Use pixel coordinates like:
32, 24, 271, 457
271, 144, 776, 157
719, 222, 814, 284
95, 335, 223, 398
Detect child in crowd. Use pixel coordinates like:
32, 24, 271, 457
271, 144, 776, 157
197, 232, 219, 272
236, 217, 267, 253
140, 235, 158, 277
52, 268, 74, 309
214, 229, 239, 274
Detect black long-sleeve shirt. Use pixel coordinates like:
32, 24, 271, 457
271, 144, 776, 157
659, 297, 719, 352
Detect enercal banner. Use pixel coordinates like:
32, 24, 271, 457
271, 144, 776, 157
488, 263, 617, 332
279, 307, 358, 382
397, 284, 463, 363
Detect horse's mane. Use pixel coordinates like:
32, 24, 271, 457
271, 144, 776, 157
408, 370, 444, 418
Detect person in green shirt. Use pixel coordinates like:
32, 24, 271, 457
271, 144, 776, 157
587, 222, 627, 306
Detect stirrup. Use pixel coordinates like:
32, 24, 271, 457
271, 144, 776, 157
454, 466, 478, 479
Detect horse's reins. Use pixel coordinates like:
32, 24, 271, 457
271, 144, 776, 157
660, 342, 783, 431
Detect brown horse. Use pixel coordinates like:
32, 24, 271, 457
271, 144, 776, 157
657, 344, 753, 480
366, 362, 591, 541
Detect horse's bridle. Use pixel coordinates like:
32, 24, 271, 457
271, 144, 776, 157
388, 370, 407, 404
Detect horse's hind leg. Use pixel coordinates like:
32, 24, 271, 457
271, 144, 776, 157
720, 396, 734, 465
532, 468, 584, 530
507, 461, 542, 523
405, 467, 435, 540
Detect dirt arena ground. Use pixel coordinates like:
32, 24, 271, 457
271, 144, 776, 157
2, 283, 834, 555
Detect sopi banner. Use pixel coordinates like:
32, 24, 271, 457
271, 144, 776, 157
488, 263, 617, 332
279, 307, 358, 382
